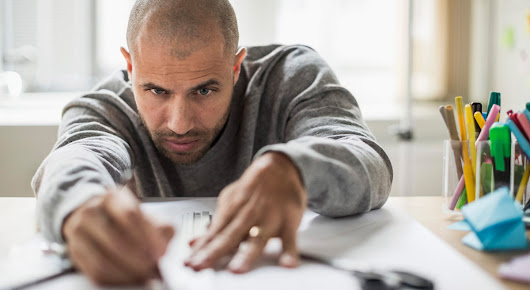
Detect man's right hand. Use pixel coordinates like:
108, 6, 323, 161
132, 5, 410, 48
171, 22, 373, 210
62, 186, 175, 285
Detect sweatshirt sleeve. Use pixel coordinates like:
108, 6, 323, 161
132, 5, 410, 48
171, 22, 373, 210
32, 98, 134, 243
254, 46, 393, 217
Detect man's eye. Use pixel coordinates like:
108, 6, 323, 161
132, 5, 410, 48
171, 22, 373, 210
150, 88, 165, 95
198, 88, 212, 96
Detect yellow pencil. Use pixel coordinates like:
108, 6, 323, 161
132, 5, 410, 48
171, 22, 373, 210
516, 165, 530, 203
466, 105, 485, 198
456, 97, 476, 202
465, 105, 477, 174
474, 112, 486, 129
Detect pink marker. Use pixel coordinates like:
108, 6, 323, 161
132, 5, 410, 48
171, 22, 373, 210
516, 111, 530, 142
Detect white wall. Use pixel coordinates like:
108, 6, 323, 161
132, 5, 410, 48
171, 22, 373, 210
0, 126, 57, 197
489, 0, 530, 112
0, 103, 448, 197
35, 0, 95, 91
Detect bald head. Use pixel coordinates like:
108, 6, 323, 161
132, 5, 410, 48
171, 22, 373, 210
126, 0, 239, 60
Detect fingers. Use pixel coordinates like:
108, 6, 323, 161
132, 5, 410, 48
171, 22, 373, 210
188, 237, 198, 247
103, 187, 153, 258
278, 226, 299, 268
185, 204, 258, 270
184, 176, 303, 273
227, 230, 270, 273
80, 205, 154, 278
279, 200, 304, 268
189, 184, 250, 251
149, 219, 176, 258
104, 187, 175, 259
63, 189, 174, 285
158, 223, 176, 244
69, 230, 133, 285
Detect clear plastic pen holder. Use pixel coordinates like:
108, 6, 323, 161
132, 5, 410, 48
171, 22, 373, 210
510, 141, 529, 205
444, 139, 529, 212
442, 139, 467, 214
476, 141, 495, 198
463, 140, 527, 204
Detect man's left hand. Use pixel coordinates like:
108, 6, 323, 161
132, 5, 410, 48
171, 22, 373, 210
184, 152, 307, 273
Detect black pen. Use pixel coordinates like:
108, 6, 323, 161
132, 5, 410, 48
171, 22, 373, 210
471, 102, 482, 137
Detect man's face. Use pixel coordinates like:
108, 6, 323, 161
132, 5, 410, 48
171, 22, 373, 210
124, 34, 241, 165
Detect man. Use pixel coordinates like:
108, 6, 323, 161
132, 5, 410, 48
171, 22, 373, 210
32, 0, 393, 285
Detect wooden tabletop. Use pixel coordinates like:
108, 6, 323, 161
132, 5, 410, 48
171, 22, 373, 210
390, 196, 530, 290
1, 196, 529, 289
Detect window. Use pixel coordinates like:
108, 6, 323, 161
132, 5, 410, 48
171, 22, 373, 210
2, 0, 431, 107
233, 0, 407, 106
1, 0, 96, 93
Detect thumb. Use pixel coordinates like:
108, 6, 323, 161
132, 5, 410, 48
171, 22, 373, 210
159, 223, 176, 244
279, 227, 299, 268
151, 222, 176, 259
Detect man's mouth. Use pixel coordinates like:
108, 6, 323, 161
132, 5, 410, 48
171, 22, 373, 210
164, 138, 200, 153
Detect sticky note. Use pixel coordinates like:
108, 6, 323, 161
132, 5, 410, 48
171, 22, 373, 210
461, 187, 528, 251
499, 254, 530, 283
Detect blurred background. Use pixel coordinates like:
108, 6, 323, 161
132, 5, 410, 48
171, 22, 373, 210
0, 0, 529, 197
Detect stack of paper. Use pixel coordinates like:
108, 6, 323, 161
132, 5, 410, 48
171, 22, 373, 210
141, 198, 506, 290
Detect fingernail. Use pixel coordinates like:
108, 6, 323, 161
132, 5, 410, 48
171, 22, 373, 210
190, 251, 208, 267
228, 256, 247, 273
280, 253, 298, 268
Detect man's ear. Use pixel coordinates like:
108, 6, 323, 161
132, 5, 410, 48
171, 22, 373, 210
120, 47, 133, 79
232, 47, 247, 85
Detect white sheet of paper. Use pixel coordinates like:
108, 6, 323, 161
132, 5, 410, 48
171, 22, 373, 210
142, 198, 505, 290
2, 198, 504, 290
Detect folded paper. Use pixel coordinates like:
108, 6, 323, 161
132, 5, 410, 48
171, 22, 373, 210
447, 220, 471, 231
461, 187, 528, 251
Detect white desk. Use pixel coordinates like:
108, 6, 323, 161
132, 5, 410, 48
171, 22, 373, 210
1, 196, 528, 290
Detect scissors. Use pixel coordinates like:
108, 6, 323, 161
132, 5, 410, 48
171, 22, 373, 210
301, 253, 435, 290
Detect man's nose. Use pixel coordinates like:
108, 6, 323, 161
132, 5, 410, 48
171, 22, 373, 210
167, 96, 194, 135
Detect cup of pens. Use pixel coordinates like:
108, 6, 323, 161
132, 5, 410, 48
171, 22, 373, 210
441, 92, 530, 213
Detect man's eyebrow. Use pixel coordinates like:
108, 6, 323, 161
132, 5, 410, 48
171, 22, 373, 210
188, 79, 222, 93
140, 82, 174, 94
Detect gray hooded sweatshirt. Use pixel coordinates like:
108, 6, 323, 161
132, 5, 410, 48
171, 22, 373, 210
32, 45, 393, 243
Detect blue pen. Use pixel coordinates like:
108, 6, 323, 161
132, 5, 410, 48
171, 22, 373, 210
490, 123, 511, 190
506, 119, 530, 160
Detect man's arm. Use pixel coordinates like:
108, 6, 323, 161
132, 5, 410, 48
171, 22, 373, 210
255, 89, 393, 217
186, 45, 393, 273
32, 103, 174, 285
32, 106, 133, 243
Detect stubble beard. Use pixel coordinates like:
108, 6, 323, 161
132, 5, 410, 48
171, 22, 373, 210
139, 107, 230, 165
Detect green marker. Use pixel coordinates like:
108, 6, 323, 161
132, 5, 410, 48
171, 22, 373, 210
486, 92, 501, 118
456, 189, 467, 210
489, 123, 511, 190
